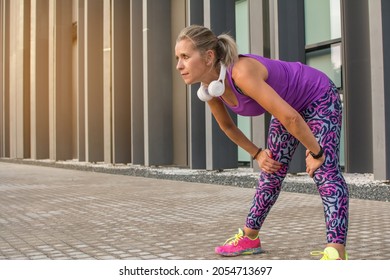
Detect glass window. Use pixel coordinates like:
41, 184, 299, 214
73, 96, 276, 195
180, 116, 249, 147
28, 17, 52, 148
305, 0, 341, 45
235, 0, 251, 164
235, 0, 249, 53
304, 0, 344, 167
306, 43, 342, 88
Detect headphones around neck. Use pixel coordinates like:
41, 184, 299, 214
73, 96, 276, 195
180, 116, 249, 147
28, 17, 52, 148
197, 63, 227, 102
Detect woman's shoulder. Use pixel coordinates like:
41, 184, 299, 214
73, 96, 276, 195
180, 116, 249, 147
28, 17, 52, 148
232, 55, 268, 81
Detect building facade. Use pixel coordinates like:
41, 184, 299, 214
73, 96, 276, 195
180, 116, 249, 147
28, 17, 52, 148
1, 0, 390, 180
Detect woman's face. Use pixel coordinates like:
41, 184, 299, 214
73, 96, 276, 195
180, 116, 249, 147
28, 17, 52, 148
175, 39, 211, 85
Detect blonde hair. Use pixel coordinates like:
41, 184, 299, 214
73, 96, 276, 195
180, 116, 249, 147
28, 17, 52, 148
176, 25, 239, 67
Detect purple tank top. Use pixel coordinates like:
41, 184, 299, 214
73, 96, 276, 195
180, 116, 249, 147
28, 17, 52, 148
221, 54, 330, 116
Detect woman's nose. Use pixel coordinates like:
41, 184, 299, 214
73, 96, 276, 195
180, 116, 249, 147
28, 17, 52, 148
176, 59, 183, 70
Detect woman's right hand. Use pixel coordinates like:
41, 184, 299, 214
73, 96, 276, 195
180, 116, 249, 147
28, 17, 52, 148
256, 149, 283, 174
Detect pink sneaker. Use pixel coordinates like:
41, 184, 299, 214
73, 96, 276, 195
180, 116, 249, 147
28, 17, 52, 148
215, 228, 263, 256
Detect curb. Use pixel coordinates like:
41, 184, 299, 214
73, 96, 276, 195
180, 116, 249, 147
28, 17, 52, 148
1, 158, 389, 202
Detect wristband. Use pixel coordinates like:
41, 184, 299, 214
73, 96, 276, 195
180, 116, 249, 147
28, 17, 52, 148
309, 145, 324, 159
252, 148, 262, 160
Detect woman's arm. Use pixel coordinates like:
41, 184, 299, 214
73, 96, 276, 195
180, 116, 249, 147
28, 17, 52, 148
233, 58, 322, 155
232, 58, 325, 176
207, 97, 282, 173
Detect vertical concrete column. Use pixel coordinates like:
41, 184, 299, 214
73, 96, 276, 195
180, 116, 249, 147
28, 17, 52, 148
9, 0, 30, 159
130, 0, 144, 164
248, 0, 267, 172
142, 0, 173, 166
48, 0, 73, 160
204, 0, 238, 170
0, 0, 4, 157
30, 0, 49, 159
380, 0, 390, 180
277, 0, 306, 173
71, 0, 78, 159
171, 0, 187, 166
84, 0, 104, 162
0, 0, 10, 157
76, 0, 85, 161
102, 0, 132, 164
341, 0, 373, 173
187, 0, 206, 169
111, 0, 131, 163
368, 0, 390, 180
102, 0, 112, 163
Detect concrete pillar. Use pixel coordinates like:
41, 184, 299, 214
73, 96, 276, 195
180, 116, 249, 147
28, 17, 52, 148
130, 0, 144, 165
111, 0, 131, 164
48, 0, 73, 161
75, 0, 85, 161
204, 0, 238, 170
102, 0, 132, 164
249, 0, 268, 172
143, 0, 173, 166
341, 0, 373, 173
277, 0, 306, 173
369, 0, 390, 179
0, 0, 4, 157
171, 0, 187, 167
84, 0, 104, 162
9, 0, 30, 159
0, 0, 2, 157
187, 0, 206, 169
102, 0, 112, 163
30, 0, 49, 159
379, 0, 390, 179
1, 0, 10, 158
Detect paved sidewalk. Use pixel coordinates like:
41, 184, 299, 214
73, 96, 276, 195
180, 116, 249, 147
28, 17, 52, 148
0, 162, 389, 260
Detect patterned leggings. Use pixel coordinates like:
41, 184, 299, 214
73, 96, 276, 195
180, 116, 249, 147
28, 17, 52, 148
246, 81, 349, 245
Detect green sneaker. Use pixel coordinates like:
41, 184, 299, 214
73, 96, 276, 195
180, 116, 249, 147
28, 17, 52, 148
311, 247, 348, 260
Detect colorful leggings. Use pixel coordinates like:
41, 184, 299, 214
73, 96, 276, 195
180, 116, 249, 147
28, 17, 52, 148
246, 81, 349, 245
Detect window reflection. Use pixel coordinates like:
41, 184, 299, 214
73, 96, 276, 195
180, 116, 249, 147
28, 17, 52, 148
305, 0, 341, 45
306, 44, 342, 88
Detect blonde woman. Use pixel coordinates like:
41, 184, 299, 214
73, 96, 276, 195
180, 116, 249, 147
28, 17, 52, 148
175, 25, 349, 260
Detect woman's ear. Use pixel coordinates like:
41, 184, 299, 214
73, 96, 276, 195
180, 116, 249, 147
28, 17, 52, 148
205, 50, 215, 66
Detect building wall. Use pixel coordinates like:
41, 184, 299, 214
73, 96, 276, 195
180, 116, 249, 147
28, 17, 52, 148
1, 0, 390, 180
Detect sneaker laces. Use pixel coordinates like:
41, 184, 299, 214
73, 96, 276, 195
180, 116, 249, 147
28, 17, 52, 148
223, 229, 245, 246
310, 248, 346, 260
310, 250, 332, 260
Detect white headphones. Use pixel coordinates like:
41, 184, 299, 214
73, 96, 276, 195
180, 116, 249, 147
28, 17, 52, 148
197, 63, 227, 102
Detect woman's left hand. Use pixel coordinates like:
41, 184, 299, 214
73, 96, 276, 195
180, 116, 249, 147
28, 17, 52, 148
305, 150, 325, 178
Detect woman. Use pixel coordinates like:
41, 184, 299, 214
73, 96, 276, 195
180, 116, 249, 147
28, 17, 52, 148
175, 25, 349, 260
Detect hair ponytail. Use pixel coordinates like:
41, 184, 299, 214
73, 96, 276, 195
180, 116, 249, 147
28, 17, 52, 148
216, 34, 239, 67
